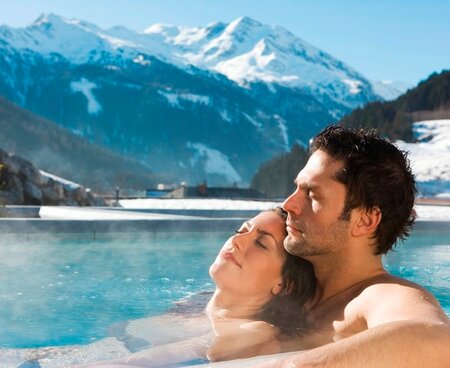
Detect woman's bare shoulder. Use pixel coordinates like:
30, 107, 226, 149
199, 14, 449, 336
123, 312, 210, 348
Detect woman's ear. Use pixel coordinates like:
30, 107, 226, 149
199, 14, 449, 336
352, 207, 381, 237
271, 278, 283, 295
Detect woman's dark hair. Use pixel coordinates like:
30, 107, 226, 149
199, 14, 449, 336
255, 207, 316, 335
310, 124, 417, 254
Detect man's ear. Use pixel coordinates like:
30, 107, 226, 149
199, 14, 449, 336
351, 207, 381, 237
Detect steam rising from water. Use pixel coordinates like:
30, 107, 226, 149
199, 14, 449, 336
0, 231, 227, 348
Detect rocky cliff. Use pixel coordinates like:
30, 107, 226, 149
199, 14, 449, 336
0, 148, 104, 206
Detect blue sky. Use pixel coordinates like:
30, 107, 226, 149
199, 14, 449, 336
1, 0, 449, 85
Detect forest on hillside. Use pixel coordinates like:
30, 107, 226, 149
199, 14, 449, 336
0, 97, 166, 193
250, 144, 308, 198
340, 70, 450, 141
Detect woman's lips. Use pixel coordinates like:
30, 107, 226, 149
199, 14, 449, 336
221, 251, 241, 267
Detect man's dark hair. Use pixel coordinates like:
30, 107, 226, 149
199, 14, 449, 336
310, 124, 417, 255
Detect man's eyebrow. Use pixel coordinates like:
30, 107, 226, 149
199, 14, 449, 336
331, 169, 345, 182
294, 178, 322, 192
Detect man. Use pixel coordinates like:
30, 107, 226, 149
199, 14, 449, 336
260, 125, 450, 367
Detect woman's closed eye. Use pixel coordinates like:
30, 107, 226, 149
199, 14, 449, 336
255, 238, 269, 249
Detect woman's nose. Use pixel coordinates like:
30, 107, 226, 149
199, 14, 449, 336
232, 227, 255, 251
231, 235, 242, 250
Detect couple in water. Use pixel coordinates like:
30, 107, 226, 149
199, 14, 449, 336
87, 208, 313, 367
88, 125, 450, 367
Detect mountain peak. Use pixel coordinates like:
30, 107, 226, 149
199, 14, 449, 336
225, 16, 264, 34
0, 14, 396, 104
32, 13, 69, 27
2, 13, 117, 63
33, 13, 56, 24
233, 16, 262, 27
143, 23, 178, 36
31, 13, 101, 35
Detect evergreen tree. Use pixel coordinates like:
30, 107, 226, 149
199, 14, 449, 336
251, 143, 308, 198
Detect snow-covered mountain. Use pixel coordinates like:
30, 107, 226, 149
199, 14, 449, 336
0, 14, 398, 109
144, 16, 387, 110
0, 14, 405, 186
396, 120, 450, 197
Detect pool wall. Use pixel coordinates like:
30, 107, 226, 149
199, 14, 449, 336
0, 205, 448, 237
0, 205, 250, 236
0, 218, 248, 235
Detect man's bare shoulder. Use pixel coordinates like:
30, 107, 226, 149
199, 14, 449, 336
356, 273, 449, 328
359, 273, 439, 305
361, 272, 431, 292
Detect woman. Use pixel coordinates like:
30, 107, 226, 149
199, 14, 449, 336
205, 207, 315, 360
78, 208, 316, 367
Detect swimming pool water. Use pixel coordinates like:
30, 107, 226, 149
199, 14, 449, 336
0, 229, 449, 349
0, 232, 229, 348
383, 230, 450, 315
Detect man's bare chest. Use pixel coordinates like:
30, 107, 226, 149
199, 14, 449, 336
305, 292, 369, 344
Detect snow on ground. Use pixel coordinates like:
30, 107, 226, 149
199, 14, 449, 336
70, 78, 102, 114
33, 198, 450, 221
342, 79, 363, 94
158, 90, 211, 108
119, 198, 449, 221
275, 115, 289, 150
40, 170, 81, 189
242, 112, 262, 129
187, 143, 242, 183
177, 93, 211, 105
39, 206, 197, 220
396, 120, 450, 197
133, 54, 151, 66
119, 198, 280, 210
414, 204, 450, 221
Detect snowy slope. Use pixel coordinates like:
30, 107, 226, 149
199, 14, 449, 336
396, 120, 450, 197
371, 80, 413, 101
170, 17, 378, 107
0, 14, 400, 109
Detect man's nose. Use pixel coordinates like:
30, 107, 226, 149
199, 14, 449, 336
282, 189, 302, 216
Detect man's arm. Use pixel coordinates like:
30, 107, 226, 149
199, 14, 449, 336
257, 320, 450, 368
257, 281, 450, 368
